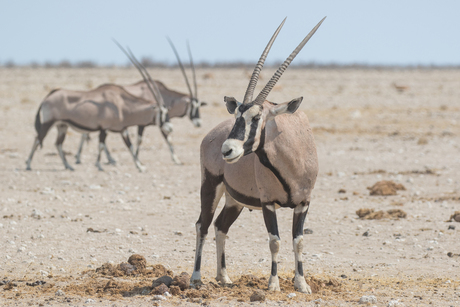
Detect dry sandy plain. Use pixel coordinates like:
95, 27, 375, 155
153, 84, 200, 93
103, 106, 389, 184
0, 67, 459, 306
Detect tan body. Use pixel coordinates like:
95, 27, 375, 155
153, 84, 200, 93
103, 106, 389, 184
26, 84, 164, 171
190, 17, 325, 293
202, 108, 317, 209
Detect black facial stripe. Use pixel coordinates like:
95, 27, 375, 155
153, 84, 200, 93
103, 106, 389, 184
243, 118, 259, 155
256, 149, 294, 208
227, 117, 246, 140
238, 103, 254, 113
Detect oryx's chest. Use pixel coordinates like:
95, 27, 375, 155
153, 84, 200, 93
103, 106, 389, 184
222, 152, 290, 209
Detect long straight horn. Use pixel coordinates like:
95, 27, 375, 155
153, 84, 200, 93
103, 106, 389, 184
113, 39, 165, 107
187, 40, 198, 99
243, 17, 286, 104
167, 37, 194, 100
253, 16, 326, 105
126, 47, 166, 108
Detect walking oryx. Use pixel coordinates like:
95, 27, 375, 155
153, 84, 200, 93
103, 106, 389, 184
75, 40, 206, 165
26, 50, 170, 172
190, 17, 325, 293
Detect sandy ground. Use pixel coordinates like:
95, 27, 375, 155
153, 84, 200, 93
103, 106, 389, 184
0, 67, 459, 306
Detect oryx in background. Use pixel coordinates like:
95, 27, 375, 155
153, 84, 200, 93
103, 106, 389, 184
26, 48, 170, 172
190, 17, 325, 293
76, 39, 206, 165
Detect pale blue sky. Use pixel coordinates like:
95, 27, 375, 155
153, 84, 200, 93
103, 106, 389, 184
1, 1, 459, 66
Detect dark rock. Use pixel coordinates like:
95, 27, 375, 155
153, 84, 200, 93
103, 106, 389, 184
152, 275, 173, 288
304, 228, 314, 235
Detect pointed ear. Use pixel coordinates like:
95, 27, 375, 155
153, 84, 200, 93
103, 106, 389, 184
224, 96, 240, 114
268, 97, 303, 118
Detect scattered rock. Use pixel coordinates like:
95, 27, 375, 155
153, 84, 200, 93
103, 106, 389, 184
387, 299, 404, 306
26, 281, 46, 287
338, 189, 346, 193
447, 252, 460, 258
287, 292, 296, 298
448, 225, 455, 230
86, 227, 106, 233
304, 228, 314, 235
368, 181, 406, 196
250, 289, 265, 302
152, 295, 166, 301
55, 289, 65, 296
171, 272, 190, 291
356, 208, 407, 220
152, 275, 173, 288
362, 230, 370, 237
448, 211, 460, 222
85, 299, 96, 303
359, 295, 377, 304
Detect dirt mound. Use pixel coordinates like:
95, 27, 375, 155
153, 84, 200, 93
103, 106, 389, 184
95, 255, 172, 278
368, 180, 406, 196
356, 208, 407, 220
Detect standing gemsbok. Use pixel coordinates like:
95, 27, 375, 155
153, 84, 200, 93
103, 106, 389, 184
190, 17, 325, 293
75, 40, 206, 165
25, 48, 170, 172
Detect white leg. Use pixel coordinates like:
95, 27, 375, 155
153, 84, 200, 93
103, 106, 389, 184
292, 203, 311, 293
26, 137, 40, 171
75, 134, 88, 164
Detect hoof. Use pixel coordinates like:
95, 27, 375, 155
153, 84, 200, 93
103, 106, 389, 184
216, 274, 233, 285
294, 277, 312, 294
267, 275, 280, 291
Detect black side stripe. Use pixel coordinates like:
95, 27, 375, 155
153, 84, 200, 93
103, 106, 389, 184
256, 148, 294, 208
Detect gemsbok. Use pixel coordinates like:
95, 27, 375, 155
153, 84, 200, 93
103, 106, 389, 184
75, 40, 206, 165
190, 17, 325, 293
25, 49, 170, 172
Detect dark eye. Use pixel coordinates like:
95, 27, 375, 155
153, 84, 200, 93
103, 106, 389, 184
253, 115, 261, 122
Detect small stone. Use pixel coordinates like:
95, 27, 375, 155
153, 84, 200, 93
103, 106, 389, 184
85, 299, 96, 303
304, 228, 314, 235
340, 274, 347, 279
250, 290, 265, 302
55, 289, 65, 296
40, 270, 49, 276
448, 225, 455, 230
152, 295, 166, 301
387, 299, 404, 307
362, 230, 370, 237
359, 295, 377, 304
287, 293, 296, 298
